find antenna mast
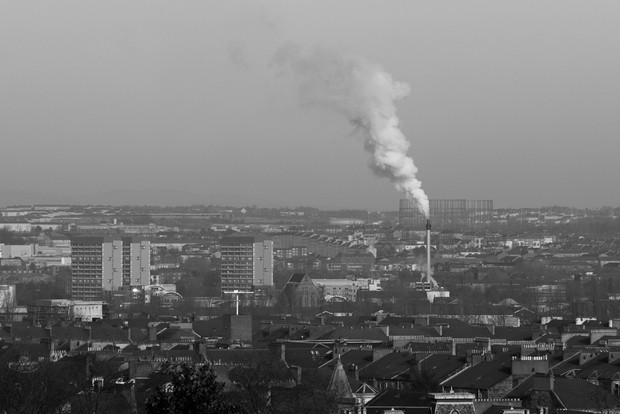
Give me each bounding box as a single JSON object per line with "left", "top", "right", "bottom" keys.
{"left": 222, "top": 290, "right": 253, "bottom": 315}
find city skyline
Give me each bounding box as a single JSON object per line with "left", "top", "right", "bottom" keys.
{"left": 2, "top": 3, "right": 620, "bottom": 413}
{"left": 0, "top": 189, "right": 617, "bottom": 213}
{"left": 1, "top": 2, "right": 619, "bottom": 211}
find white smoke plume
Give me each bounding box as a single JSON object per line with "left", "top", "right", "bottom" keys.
{"left": 274, "top": 44, "right": 429, "bottom": 217}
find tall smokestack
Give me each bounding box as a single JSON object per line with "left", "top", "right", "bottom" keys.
{"left": 426, "top": 219, "right": 432, "bottom": 283}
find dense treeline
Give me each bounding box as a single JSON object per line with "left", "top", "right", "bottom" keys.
{"left": 0, "top": 229, "right": 27, "bottom": 245}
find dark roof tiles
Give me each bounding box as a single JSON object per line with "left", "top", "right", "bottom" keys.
{"left": 441, "top": 360, "right": 511, "bottom": 390}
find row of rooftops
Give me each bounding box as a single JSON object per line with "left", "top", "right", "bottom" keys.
{"left": 3, "top": 312, "right": 619, "bottom": 347}
{"left": 5, "top": 311, "right": 620, "bottom": 413}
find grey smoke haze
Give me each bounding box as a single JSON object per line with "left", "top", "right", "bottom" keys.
{"left": 1, "top": 1, "right": 619, "bottom": 210}
{"left": 274, "top": 44, "right": 430, "bottom": 216}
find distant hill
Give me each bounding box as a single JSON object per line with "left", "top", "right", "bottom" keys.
{"left": 0, "top": 190, "right": 78, "bottom": 207}
{"left": 80, "top": 189, "right": 214, "bottom": 207}
{"left": 0, "top": 189, "right": 285, "bottom": 208}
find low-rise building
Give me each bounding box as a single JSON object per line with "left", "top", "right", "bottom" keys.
{"left": 28, "top": 299, "right": 103, "bottom": 323}
{"left": 0, "top": 244, "right": 34, "bottom": 259}
{"left": 0, "top": 222, "right": 32, "bottom": 233}
{"left": 313, "top": 278, "right": 361, "bottom": 302}
{"left": 0, "top": 284, "right": 16, "bottom": 310}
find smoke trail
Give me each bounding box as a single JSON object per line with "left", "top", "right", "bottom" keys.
{"left": 274, "top": 44, "right": 429, "bottom": 217}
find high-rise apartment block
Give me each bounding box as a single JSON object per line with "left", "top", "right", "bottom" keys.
{"left": 71, "top": 236, "right": 150, "bottom": 301}
{"left": 220, "top": 236, "right": 273, "bottom": 292}
{"left": 253, "top": 240, "right": 274, "bottom": 287}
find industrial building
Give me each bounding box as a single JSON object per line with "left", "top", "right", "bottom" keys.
{"left": 219, "top": 235, "right": 273, "bottom": 292}
{"left": 399, "top": 199, "right": 493, "bottom": 229}
{"left": 70, "top": 236, "right": 150, "bottom": 301}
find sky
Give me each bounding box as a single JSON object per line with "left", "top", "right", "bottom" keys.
{"left": 1, "top": 1, "right": 619, "bottom": 211}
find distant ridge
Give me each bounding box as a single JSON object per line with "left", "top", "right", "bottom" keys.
{"left": 0, "top": 189, "right": 381, "bottom": 210}
{"left": 0, "top": 189, "right": 292, "bottom": 209}
{"left": 81, "top": 189, "right": 215, "bottom": 207}
{"left": 0, "top": 190, "right": 78, "bottom": 207}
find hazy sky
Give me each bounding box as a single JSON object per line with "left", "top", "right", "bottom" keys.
{"left": 1, "top": 1, "right": 619, "bottom": 210}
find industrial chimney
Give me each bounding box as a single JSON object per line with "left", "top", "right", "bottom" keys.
{"left": 426, "top": 219, "right": 432, "bottom": 283}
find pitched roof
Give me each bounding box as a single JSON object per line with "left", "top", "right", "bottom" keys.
{"left": 0, "top": 324, "right": 48, "bottom": 341}
{"left": 551, "top": 351, "right": 581, "bottom": 376}
{"left": 364, "top": 389, "right": 432, "bottom": 414}
{"left": 0, "top": 341, "right": 50, "bottom": 360}
{"left": 420, "top": 355, "right": 467, "bottom": 382}
{"left": 318, "top": 327, "right": 388, "bottom": 343}
{"left": 506, "top": 375, "right": 619, "bottom": 411}
{"left": 355, "top": 382, "right": 378, "bottom": 394}
{"left": 192, "top": 317, "right": 226, "bottom": 338}
{"left": 288, "top": 326, "right": 334, "bottom": 341}
{"left": 554, "top": 377, "right": 620, "bottom": 410}
{"left": 284, "top": 347, "right": 330, "bottom": 368}
{"left": 492, "top": 326, "right": 534, "bottom": 341}
{"left": 46, "top": 323, "right": 130, "bottom": 343}
{"left": 442, "top": 324, "right": 492, "bottom": 339}
{"left": 377, "top": 316, "right": 415, "bottom": 326}
{"left": 544, "top": 319, "right": 573, "bottom": 333}
{"left": 156, "top": 326, "right": 199, "bottom": 342}
{"left": 322, "top": 349, "right": 374, "bottom": 370}
{"left": 570, "top": 352, "right": 620, "bottom": 381}
{"left": 404, "top": 341, "right": 452, "bottom": 354}
{"left": 565, "top": 335, "right": 590, "bottom": 347}
{"left": 390, "top": 326, "right": 438, "bottom": 337}
{"left": 204, "top": 349, "right": 273, "bottom": 365}
{"left": 359, "top": 352, "right": 417, "bottom": 380}
{"left": 288, "top": 273, "right": 306, "bottom": 283}
{"left": 441, "top": 360, "right": 511, "bottom": 390}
